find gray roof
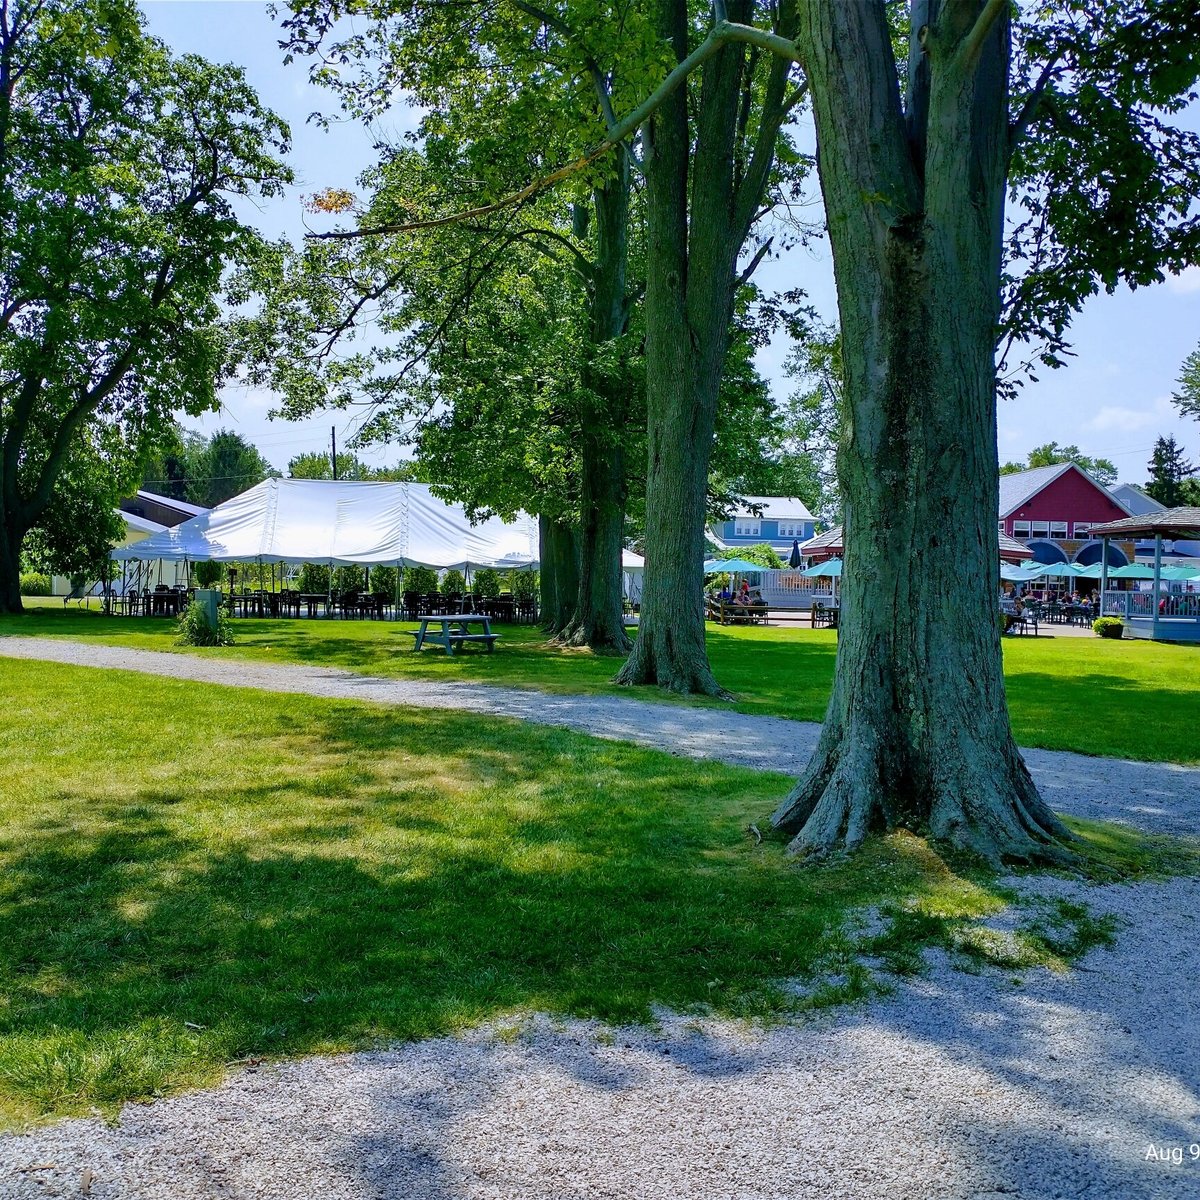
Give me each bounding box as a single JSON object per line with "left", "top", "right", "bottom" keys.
{"left": 1110, "top": 483, "right": 1166, "bottom": 516}
{"left": 729, "top": 495, "right": 816, "bottom": 521}
{"left": 998, "top": 461, "right": 1133, "bottom": 518}
{"left": 135, "top": 489, "right": 209, "bottom": 516}
{"left": 997, "top": 463, "right": 1074, "bottom": 516}
{"left": 802, "top": 525, "right": 1029, "bottom": 560}
{"left": 1091, "top": 508, "right": 1200, "bottom": 540}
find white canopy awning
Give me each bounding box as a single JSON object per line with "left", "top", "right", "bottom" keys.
{"left": 110, "top": 478, "right": 538, "bottom": 570}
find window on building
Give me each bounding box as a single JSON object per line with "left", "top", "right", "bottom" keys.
{"left": 734, "top": 519, "right": 760, "bottom": 537}
{"left": 1030, "top": 520, "right": 1050, "bottom": 540}
{"left": 1073, "top": 522, "right": 1091, "bottom": 539}
{"left": 998, "top": 520, "right": 1006, "bottom": 533}
{"left": 778, "top": 521, "right": 805, "bottom": 538}
{"left": 1049, "top": 521, "right": 1068, "bottom": 541}
{"left": 1012, "top": 520, "right": 1031, "bottom": 538}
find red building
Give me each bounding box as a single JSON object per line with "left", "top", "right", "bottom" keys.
{"left": 998, "top": 464, "right": 1134, "bottom": 566}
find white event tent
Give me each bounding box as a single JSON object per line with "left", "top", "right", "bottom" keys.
{"left": 110, "top": 478, "right": 538, "bottom": 571}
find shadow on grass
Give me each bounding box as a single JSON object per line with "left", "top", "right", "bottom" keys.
{"left": 0, "top": 694, "right": 1006, "bottom": 1125}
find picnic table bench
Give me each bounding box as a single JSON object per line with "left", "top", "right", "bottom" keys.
{"left": 405, "top": 614, "right": 501, "bottom": 655}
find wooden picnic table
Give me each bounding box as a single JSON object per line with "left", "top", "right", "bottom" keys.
{"left": 406, "top": 613, "right": 500, "bottom": 656}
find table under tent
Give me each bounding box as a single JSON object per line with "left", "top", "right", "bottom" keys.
{"left": 109, "top": 478, "right": 541, "bottom": 622}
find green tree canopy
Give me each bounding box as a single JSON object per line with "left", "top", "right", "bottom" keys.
{"left": 0, "top": 0, "right": 291, "bottom": 611}
{"left": 1145, "top": 435, "right": 1198, "bottom": 507}
{"left": 1000, "top": 443, "right": 1118, "bottom": 488}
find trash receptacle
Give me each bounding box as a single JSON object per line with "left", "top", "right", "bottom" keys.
{"left": 194, "top": 589, "right": 220, "bottom": 632}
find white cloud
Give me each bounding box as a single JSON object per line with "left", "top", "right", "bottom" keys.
{"left": 1086, "top": 396, "right": 1174, "bottom": 435}
{"left": 1166, "top": 265, "right": 1200, "bottom": 295}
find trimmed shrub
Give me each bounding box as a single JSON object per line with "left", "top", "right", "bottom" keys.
{"left": 441, "top": 568, "right": 466, "bottom": 595}
{"left": 18, "top": 571, "right": 52, "bottom": 596}
{"left": 1092, "top": 616, "right": 1125, "bottom": 639}
{"left": 370, "top": 565, "right": 397, "bottom": 598}
{"left": 474, "top": 568, "right": 501, "bottom": 598}
{"left": 193, "top": 560, "right": 224, "bottom": 588}
{"left": 511, "top": 570, "right": 538, "bottom": 602}
{"left": 403, "top": 565, "right": 439, "bottom": 594}
{"left": 296, "top": 563, "right": 330, "bottom": 595}
{"left": 332, "top": 564, "right": 365, "bottom": 598}
{"left": 176, "top": 599, "right": 234, "bottom": 647}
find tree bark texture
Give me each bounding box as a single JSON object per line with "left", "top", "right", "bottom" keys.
{"left": 539, "top": 514, "right": 580, "bottom": 636}
{"left": 0, "top": 519, "right": 23, "bottom": 613}
{"left": 560, "top": 149, "right": 633, "bottom": 653}
{"left": 771, "top": 0, "right": 1069, "bottom": 862}
{"left": 617, "top": 0, "right": 795, "bottom": 694}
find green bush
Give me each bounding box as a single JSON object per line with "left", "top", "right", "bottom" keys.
{"left": 369, "top": 564, "right": 397, "bottom": 598}
{"left": 511, "top": 569, "right": 538, "bottom": 602}
{"left": 331, "top": 564, "right": 365, "bottom": 598}
{"left": 474, "top": 568, "right": 501, "bottom": 598}
{"left": 1092, "top": 616, "right": 1125, "bottom": 639}
{"left": 175, "top": 599, "right": 234, "bottom": 647}
{"left": 441, "top": 568, "right": 466, "bottom": 595}
{"left": 193, "top": 560, "right": 224, "bottom": 588}
{"left": 18, "top": 571, "right": 52, "bottom": 596}
{"left": 723, "top": 543, "right": 785, "bottom": 570}
{"left": 402, "top": 565, "right": 439, "bottom": 594}
{"left": 296, "top": 563, "right": 330, "bottom": 595}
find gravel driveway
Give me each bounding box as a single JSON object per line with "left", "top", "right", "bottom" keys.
{"left": 1, "top": 635, "right": 1198, "bottom": 1199}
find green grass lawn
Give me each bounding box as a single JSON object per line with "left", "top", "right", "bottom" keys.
{"left": 3, "top": 659, "right": 1188, "bottom": 1127}
{"left": 5, "top": 603, "right": 1199, "bottom": 763}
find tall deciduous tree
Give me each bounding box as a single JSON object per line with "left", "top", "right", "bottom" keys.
{"left": 613, "top": 0, "right": 806, "bottom": 695}
{"left": 1000, "top": 442, "right": 1118, "bottom": 488}
{"left": 272, "top": 0, "right": 646, "bottom": 652}
{"left": 0, "top": 0, "right": 290, "bottom": 612}
{"left": 740, "top": 0, "right": 1200, "bottom": 859}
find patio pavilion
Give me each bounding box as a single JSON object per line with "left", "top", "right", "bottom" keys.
{"left": 1091, "top": 508, "right": 1200, "bottom": 643}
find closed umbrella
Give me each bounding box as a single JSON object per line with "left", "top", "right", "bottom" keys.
{"left": 788, "top": 539, "right": 802, "bottom": 569}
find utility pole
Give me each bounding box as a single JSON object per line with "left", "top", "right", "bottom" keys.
{"left": 331, "top": 426, "right": 338, "bottom": 480}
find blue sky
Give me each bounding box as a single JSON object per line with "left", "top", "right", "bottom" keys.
{"left": 142, "top": 1, "right": 1200, "bottom": 485}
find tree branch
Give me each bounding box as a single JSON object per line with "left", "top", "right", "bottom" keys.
{"left": 735, "top": 237, "right": 773, "bottom": 288}
{"left": 1008, "top": 53, "right": 1062, "bottom": 165}
{"left": 956, "top": 0, "right": 1007, "bottom": 70}
{"left": 310, "top": 18, "right": 801, "bottom": 244}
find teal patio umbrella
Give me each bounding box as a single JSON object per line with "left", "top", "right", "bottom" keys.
{"left": 709, "top": 557, "right": 764, "bottom": 574}
{"left": 801, "top": 558, "right": 842, "bottom": 577}
{"left": 1159, "top": 565, "right": 1200, "bottom": 581}
{"left": 1109, "top": 563, "right": 1157, "bottom": 580}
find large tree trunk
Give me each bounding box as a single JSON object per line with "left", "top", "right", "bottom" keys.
{"left": 615, "top": 0, "right": 756, "bottom": 695}
{"left": 559, "top": 153, "right": 632, "bottom": 654}
{"left": 772, "top": 0, "right": 1070, "bottom": 862}
{"left": 0, "top": 519, "right": 23, "bottom": 614}
{"left": 539, "top": 514, "right": 580, "bottom": 636}
{"left": 560, "top": 430, "right": 630, "bottom": 652}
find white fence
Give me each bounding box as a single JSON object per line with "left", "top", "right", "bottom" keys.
{"left": 754, "top": 569, "right": 834, "bottom": 610}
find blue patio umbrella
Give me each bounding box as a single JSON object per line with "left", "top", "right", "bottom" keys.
{"left": 788, "top": 539, "right": 803, "bottom": 569}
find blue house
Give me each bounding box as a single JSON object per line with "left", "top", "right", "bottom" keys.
{"left": 709, "top": 496, "right": 817, "bottom": 557}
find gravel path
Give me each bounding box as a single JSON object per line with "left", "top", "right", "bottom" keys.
{"left": 2, "top": 634, "right": 1199, "bottom": 1199}
{"left": 1, "top": 635, "right": 1197, "bottom": 836}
